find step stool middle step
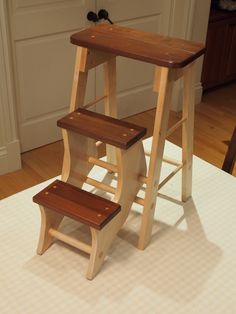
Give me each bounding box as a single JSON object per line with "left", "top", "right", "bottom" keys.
{"left": 57, "top": 108, "right": 146, "bottom": 149}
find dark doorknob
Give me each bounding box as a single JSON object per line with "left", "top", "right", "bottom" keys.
{"left": 98, "top": 9, "right": 113, "bottom": 24}
{"left": 87, "top": 11, "right": 99, "bottom": 23}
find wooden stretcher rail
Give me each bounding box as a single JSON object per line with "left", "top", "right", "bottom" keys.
{"left": 134, "top": 196, "right": 145, "bottom": 206}
{"left": 162, "top": 156, "right": 182, "bottom": 167}
{"left": 86, "top": 175, "right": 145, "bottom": 206}
{"left": 49, "top": 228, "right": 92, "bottom": 254}
{"left": 85, "top": 177, "right": 116, "bottom": 194}
{"left": 138, "top": 175, "right": 148, "bottom": 184}
{"left": 166, "top": 118, "right": 186, "bottom": 137}
{"left": 88, "top": 157, "right": 118, "bottom": 173}
{"left": 158, "top": 164, "right": 183, "bottom": 189}
{"left": 83, "top": 95, "right": 107, "bottom": 109}
{"left": 85, "top": 163, "right": 182, "bottom": 207}
{"left": 145, "top": 150, "right": 182, "bottom": 167}
{"left": 139, "top": 163, "right": 183, "bottom": 190}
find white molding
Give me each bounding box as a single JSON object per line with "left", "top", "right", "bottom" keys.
{"left": 168, "top": 0, "right": 196, "bottom": 39}
{"left": 0, "top": 0, "right": 21, "bottom": 174}
{"left": 0, "top": 141, "right": 21, "bottom": 175}
{"left": 170, "top": 81, "right": 203, "bottom": 112}
{"left": 190, "top": 0, "right": 211, "bottom": 110}
{"left": 168, "top": 0, "right": 210, "bottom": 112}
{"left": 0, "top": 147, "right": 8, "bottom": 174}
{"left": 185, "top": 0, "right": 196, "bottom": 40}
{"left": 194, "top": 81, "right": 203, "bottom": 105}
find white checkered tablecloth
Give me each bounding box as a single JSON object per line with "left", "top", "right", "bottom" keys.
{"left": 0, "top": 139, "right": 236, "bottom": 314}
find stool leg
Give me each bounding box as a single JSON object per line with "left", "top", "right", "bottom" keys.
{"left": 87, "top": 141, "right": 146, "bottom": 279}
{"left": 114, "top": 141, "right": 146, "bottom": 226}
{"left": 182, "top": 63, "right": 195, "bottom": 202}
{"left": 62, "top": 47, "right": 89, "bottom": 180}
{"left": 138, "top": 67, "right": 174, "bottom": 250}
{"left": 69, "top": 47, "right": 88, "bottom": 112}
{"left": 104, "top": 58, "right": 117, "bottom": 166}
{"left": 37, "top": 206, "right": 64, "bottom": 255}
{"left": 87, "top": 215, "right": 120, "bottom": 280}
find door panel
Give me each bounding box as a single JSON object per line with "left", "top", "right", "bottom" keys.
{"left": 8, "top": 0, "right": 173, "bottom": 151}
{"left": 16, "top": 33, "right": 75, "bottom": 120}
{"left": 10, "top": 0, "right": 94, "bottom": 39}
{"left": 97, "top": 0, "right": 171, "bottom": 27}
{"left": 8, "top": 0, "right": 95, "bottom": 152}
{"left": 95, "top": 0, "right": 172, "bottom": 118}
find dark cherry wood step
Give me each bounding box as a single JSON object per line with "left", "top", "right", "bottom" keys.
{"left": 33, "top": 180, "right": 121, "bottom": 230}
{"left": 57, "top": 108, "right": 146, "bottom": 149}
{"left": 71, "top": 24, "right": 205, "bottom": 68}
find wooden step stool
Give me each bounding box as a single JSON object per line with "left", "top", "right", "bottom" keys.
{"left": 69, "top": 24, "right": 205, "bottom": 250}
{"left": 33, "top": 109, "right": 146, "bottom": 279}
{"left": 33, "top": 180, "right": 121, "bottom": 279}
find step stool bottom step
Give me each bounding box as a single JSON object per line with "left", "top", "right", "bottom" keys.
{"left": 33, "top": 180, "right": 121, "bottom": 280}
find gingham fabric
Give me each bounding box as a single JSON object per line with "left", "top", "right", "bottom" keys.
{"left": 1, "top": 139, "right": 236, "bottom": 314}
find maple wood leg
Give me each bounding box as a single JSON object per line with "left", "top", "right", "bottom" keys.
{"left": 87, "top": 216, "right": 119, "bottom": 280}
{"left": 69, "top": 47, "right": 88, "bottom": 112}
{"left": 138, "top": 67, "right": 174, "bottom": 250}
{"left": 104, "top": 58, "right": 117, "bottom": 166}
{"left": 37, "top": 206, "right": 64, "bottom": 255}
{"left": 182, "top": 63, "right": 195, "bottom": 202}
{"left": 87, "top": 141, "right": 146, "bottom": 279}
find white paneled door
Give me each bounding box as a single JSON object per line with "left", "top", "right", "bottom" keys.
{"left": 8, "top": 0, "right": 95, "bottom": 152}
{"left": 8, "top": 0, "right": 172, "bottom": 152}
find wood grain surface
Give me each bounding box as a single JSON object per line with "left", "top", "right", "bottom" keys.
{"left": 33, "top": 179, "right": 121, "bottom": 230}
{"left": 71, "top": 24, "right": 205, "bottom": 68}
{"left": 57, "top": 108, "right": 146, "bottom": 149}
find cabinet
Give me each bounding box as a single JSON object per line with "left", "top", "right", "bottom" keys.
{"left": 202, "top": 8, "right": 236, "bottom": 90}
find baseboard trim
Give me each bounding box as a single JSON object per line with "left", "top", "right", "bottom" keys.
{"left": 0, "top": 140, "right": 21, "bottom": 175}
{"left": 171, "top": 81, "right": 203, "bottom": 112}
{"left": 194, "top": 82, "right": 203, "bottom": 106}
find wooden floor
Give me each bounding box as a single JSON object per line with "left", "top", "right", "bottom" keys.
{"left": 0, "top": 82, "right": 235, "bottom": 199}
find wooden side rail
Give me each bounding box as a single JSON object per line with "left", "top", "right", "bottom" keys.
{"left": 88, "top": 156, "right": 118, "bottom": 173}
{"left": 49, "top": 228, "right": 92, "bottom": 254}
{"left": 166, "top": 118, "right": 187, "bottom": 137}
{"left": 33, "top": 179, "right": 120, "bottom": 230}
{"left": 57, "top": 108, "right": 146, "bottom": 150}
{"left": 83, "top": 95, "right": 107, "bottom": 109}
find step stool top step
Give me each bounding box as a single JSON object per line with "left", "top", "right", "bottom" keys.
{"left": 57, "top": 108, "right": 146, "bottom": 149}
{"left": 33, "top": 180, "right": 121, "bottom": 230}
{"left": 71, "top": 24, "right": 205, "bottom": 68}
